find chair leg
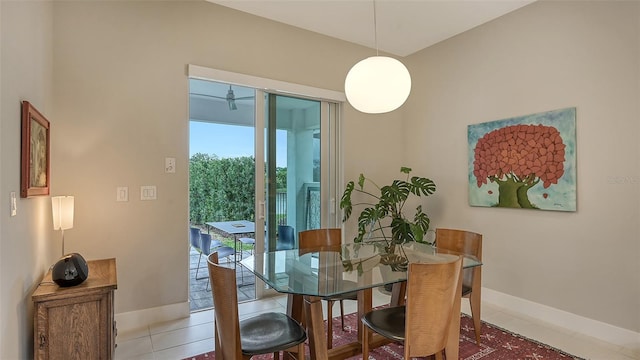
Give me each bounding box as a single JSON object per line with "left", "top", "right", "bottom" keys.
{"left": 214, "top": 320, "right": 221, "bottom": 353}
{"left": 195, "top": 253, "right": 208, "bottom": 280}
{"left": 435, "top": 350, "right": 444, "bottom": 360}
{"left": 240, "top": 256, "right": 244, "bottom": 283}
{"left": 297, "top": 342, "right": 305, "bottom": 360}
{"left": 469, "top": 294, "right": 481, "bottom": 345}
{"left": 326, "top": 299, "right": 334, "bottom": 349}
{"left": 362, "top": 324, "right": 370, "bottom": 360}
{"left": 339, "top": 300, "right": 346, "bottom": 330}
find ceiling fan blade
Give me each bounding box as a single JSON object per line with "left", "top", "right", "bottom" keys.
{"left": 190, "top": 86, "right": 252, "bottom": 111}
{"left": 190, "top": 92, "right": 227, "bottom": 100}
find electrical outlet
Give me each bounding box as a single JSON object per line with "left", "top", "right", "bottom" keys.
{"left": 141, "top": 186, "right": 157, "bottom": 200}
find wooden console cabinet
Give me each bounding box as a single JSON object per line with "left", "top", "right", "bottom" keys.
{"left": 32, "top": 258, "right": 117, "bottom": 360}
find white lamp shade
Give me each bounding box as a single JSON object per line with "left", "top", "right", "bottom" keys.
{"left": 344, "top": 56, "right": 412, "bottom": 114}
{"left": 52, "top": 196, "right": 74, "bottom": 230}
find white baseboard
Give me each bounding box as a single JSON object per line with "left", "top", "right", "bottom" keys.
{"left": 115, "top": 301, "right": 190, "bottom": 334}
{"left": 483, "top": 288, "right": 640, "bottom": 358}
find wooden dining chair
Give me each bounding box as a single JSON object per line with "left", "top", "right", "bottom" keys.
{"left": 298, "top": 228, "right": 358, "bottom": 349}
{"left": 435, "top": 228, "right": 483, "bottom": 345}
{"left": 361, "top": 256, "right": 463, "bottom": 360}
{"left": 207, "top": 252, "right": 307, "bottom": 359}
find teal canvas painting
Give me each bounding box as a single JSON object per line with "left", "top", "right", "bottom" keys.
{"left": 468, "top": 108, "right": 577, "bottom": 212}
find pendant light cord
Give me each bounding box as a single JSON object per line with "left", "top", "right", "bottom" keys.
{"left": 373, "top": 0, "right": 379, "bottom": 56}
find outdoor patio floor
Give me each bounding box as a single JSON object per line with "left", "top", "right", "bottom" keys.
{"left": 189, "top": 246, "right": 256, "bottom": 312}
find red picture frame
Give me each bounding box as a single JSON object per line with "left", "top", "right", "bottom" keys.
{"left": 21, "top": 101, "right": 50, "bottom": 198}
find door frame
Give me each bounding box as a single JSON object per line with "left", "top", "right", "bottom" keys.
{"left": 188, "top": 64, "right": 345, "bottom": 299}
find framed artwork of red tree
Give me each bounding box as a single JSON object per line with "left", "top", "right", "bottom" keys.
{"left": 468, "top": 108, "right": 576, "bottom": 211}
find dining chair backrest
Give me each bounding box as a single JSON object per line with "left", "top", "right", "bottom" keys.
{"left": 297, "top": 227, "right": 354, "bottom": 349}
{"left": 200, "top": 233, "right": 213, "bottom": 256}
{"left": 298, "top": 228, "right": 342, "bottom": 253}
{"left": 404, "top": 256, "right": 463, "bottom": 358}
{"left": 277, "top": 225, "right": 296, "bottom": 250}
{"left": 190, "top": 227, "right": 201, "bottom": 249}
{"left": 207, "top": 252, "right": 244, "bottom": 359}
{"left": 434, "top": 228, "right": 482, "bottom": 289}
{"left": 435, "top": 228, "right": 483, "bottom": 345}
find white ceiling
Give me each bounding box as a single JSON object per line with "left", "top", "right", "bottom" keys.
{"left": 193, "top": 1, "right": 536, "bottom": 119}
{"left": 208, "top": 0, "right": 536, "bottom": 57}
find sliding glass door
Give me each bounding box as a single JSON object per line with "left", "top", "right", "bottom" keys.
{"left": 188, "top": 65, "right": 343, "bottom": 300}
{"left": 256, "top": 91, "right": 340, "bottom": 297}
{"left": 264, "top": 94, "right": 325, "bottom": 252}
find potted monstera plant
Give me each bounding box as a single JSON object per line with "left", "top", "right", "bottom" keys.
{"left": 340, "top": 167, "right": 436, "bottom": 271}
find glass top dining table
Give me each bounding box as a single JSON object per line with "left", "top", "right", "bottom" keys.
{"left": 240, "top": 241, "right": 482, "bottom": 360}
{"left": 240, "top": 241, "right": 480, "bottom": 297}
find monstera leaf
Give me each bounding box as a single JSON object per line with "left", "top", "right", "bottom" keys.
{"left": 340, "top": 167, "right": 436, "bottom": 245}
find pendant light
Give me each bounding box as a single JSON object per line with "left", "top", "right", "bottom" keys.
{"left": 345, "top": 1, "right": 411, "bottom": 114}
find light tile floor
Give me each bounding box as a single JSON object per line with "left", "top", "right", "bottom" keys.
{"left": 115, "top": 289, "right": 637, "bottom": 360}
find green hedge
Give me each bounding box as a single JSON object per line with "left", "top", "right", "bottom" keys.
{"left": 189, "top": 153, "right": 287, "bottom": 225}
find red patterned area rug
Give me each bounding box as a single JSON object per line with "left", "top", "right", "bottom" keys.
{"left": 184, "top": 312, "right": 585, "bottom": 359}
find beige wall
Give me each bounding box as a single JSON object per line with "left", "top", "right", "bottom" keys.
{"left": 49, "top": 0, "right": 402, "bottom": 313}
{"left": 403, "top": 0, "right": 639, "bottom": 332}
{"left": 1, "top": 1, "right": 55, "bottom": 358}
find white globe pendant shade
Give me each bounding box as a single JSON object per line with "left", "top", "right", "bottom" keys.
{"left": 344, "top": 56, "right": 411, "bottom": 114}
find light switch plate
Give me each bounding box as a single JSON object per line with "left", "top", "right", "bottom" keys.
{"left": 165, "top": 157, "right": 176, "bottom": 173}
{"left": 10, "top": 192, "right": 16, "bottom": 216}
{"left": 117, "top": 187, "right": 128, "bottom": 202}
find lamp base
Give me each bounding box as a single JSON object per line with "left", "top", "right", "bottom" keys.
{"left": 52, "top": 253, "right": 89, "bottom": 287}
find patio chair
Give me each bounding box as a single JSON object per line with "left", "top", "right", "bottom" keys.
{"left": 238, "top": 237, "right": 256, "bottom": 258}
{"left": 276, "top": 225, "right": 296, "bottom": 250}
{"left": 190, "top": 227, "right": 208, "bottom": 280}
{"left": 191, "top": 228, "right": 216, "bottom": 280}
{"left": 190, "top": 227, "right": 234, "bottom": 280}
{"left": 199, "top": 233, "right": 235, "bottom": 290}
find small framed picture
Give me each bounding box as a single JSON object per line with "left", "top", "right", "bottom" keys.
{"left": 21, "top": 101, "right": 50, "bottom": 198}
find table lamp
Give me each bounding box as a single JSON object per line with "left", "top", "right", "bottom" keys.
{"left": 51, "top": 195, "right": 74, "bottom": 256}
{"left": 51, "top": 195, "right": 88, "bottom": 287}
